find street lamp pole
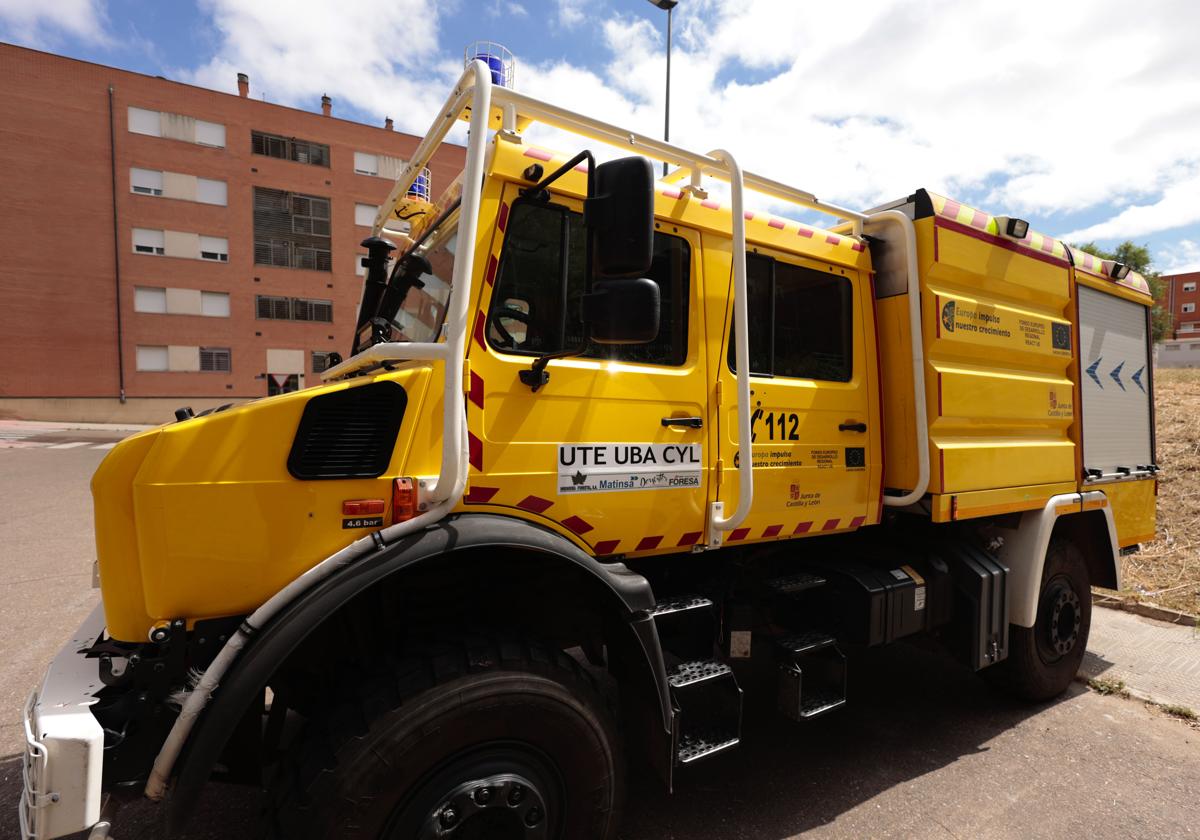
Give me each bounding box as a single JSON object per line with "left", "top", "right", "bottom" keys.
{"left": 647, "top": 0, "right": 678, "bottom": 176}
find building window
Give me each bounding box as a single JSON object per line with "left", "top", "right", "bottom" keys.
{"left": 1164, "top": 344, "right": 1180, "bottom": 352}
{"left": 1183, "top": 303, "right": 1196, "bottom": 314}
{"left": 252, "top": 131, "right": 330, "bottom": 167}
{"left": 253, "top": 187, "right": 332, "bottom": 271}
{"left": 197, "top": 178, "right": 228, "bottom": 206}
{"left": 312, "top": 350, "right": 338, "bottom": 373}
{"left": 199, "top": 347, "right": 232, "bottom": 372}
{"left": 1184, "top": 282, "right": 1196, "bottom": 292}
{"left": 201, "top": 291, "right": 230, "bottom": 317}
{"left": 729, "top": 253, "right": 854, "bottom": 382}
{"left": 354, "top": 151, "right": 379, "bottom": 176}
{"left": 136, "top": 345, "right": 168, "bottom": 371}
{"left": 127, "top": 107, "right": 225, "bottom": 147}
{"left": 134, "top": 287, "right": 167, "bottom": 313}
{"left": 1182, "top": 323, "right": 1197, "bottom": 332}
{"left": 133, "top": 228, "right": 165, "bottom": 255}
{"left": 199, "top": 235, "right": 229, "bottom": 262}
{"left": 130, "top": 167, "right": 164, "bottom": 195}
{"left": 355, "top": 203, "right": 379, "bottom": 227}
{"left": 255, "top": 295, "right": 333, "bottom": 322}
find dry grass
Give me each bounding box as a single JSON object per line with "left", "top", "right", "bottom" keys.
{"left": 1119, "top": 368, "right": 1200, "bottom": 615}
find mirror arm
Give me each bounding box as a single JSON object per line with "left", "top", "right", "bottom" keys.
{"left": 519, "top": 347, "right": 583, "bottom": 393}
{"left": 522, "top": 149, "right": 595, "bottom": 201}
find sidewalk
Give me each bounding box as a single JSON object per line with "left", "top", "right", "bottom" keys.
{"left": 0, "top": 418, "right": 152, "bottom": 434}
{"left": 1082, "top": 604, "right": 1200, "bottom": 711}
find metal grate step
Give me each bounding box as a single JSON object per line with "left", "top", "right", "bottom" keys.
{"left": 766, "top": 572, "right": 827, "bottom": 595}
{"left": 676, "top": 729, "right": 740, "bottom": 765}
{"left": 649, "top": 595, "right": 714, "bottom": 617}
{"left": 667, "top": 659, "right": 733, "bottom": 688}
{"left": 799, "top": 688, "right": 846, "bottom": 719}
{"left": 777, "top": 630, "right": 837, "bottom": 656}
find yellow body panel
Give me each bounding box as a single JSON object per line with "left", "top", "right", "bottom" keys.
{"left": 1101, "top": 479, "right": 1157, "bottom": 546}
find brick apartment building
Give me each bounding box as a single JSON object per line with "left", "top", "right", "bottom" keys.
{"left": 0, "top": 44, "right": 464, "bottom": 422}
{"left": 1158, "top": 270, "right": 1200, "bottom": 367}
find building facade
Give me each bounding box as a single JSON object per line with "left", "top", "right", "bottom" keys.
{"left": 0, "top": 44, "right": 464, "bottom": 422}
{"left": 1158, "top": 270, "right": 1200, "bottom": 367}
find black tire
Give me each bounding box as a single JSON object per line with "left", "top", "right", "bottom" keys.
{"left": 267, "top": 636, "right": 623, "bottom": 840}
{"left": 985, "top": 538, "right": 1091, "bottom": 701}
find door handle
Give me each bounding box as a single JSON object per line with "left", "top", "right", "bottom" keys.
{"left": 839, "top": 421, "right": 867, "bottom": 433}
{"left": 662, "top": 416, "right": 703, "bottom": 429}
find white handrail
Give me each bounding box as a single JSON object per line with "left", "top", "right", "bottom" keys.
{"left": 870, "top": 210, "right": 930, "bottom": 507}
{"left": 707, "top": 149, "right": 753, "bottom": 537}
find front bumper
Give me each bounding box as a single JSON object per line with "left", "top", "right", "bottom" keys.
{"left": 20, "top": 605, "right": 107, "bottom": 840}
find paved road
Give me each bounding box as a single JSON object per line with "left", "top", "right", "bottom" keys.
{"left": 2, "top": 433, "right": 1197, "bottom": 839}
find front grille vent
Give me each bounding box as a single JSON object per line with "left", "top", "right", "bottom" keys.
{"left": 287, "top": 382, "right": 407, "bottom": 480}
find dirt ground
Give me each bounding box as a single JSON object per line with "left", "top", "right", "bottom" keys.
{"left": 1120, "top": 368, "right": 1200, "bottom": 615}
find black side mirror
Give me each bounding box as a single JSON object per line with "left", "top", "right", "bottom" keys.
{"left": 586, "top": 156, "right": 654, "bottom": 278}
{"left": 583, "top": 277, "right": 660, "bottom": 344}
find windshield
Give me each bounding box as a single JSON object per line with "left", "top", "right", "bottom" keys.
{"left": 390, "top": 224, "right": 457, "bottom": 343}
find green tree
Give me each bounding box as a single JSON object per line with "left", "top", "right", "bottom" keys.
{"left": 1073, "top": 240, "right": 1173, "bottom": 343}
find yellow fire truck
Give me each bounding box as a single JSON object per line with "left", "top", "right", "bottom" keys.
{"left": 23, "top": 58, "right": 1158, "bottom": 840}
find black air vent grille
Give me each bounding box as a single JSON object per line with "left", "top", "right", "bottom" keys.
{"left": 287, "top": 382, "right": 408, "bottom": 480}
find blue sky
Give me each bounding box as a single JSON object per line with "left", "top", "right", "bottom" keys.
{"left": 3, "top": 0, "right": 1199, "bottom": 275}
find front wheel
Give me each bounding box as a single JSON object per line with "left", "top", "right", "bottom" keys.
{"left": 985, "top": 538, "right": 1092, "bottom": 701}
{"left": 269, "top": 637, "right": 623, "bottom": 840}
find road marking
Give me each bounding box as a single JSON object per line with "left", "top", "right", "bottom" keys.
{"left": 92, "top": 443, "right": 117, "bottom": 450}
{"left": 48, "top": 441, "right": 89, "bottom": 449}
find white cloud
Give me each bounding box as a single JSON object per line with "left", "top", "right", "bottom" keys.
{"left": 0, "top": 0, "right": 110, "bottom": 46}
{"left": 1059, "top": 168, "right": 1200, "bottom": 242}
{"left": 556, "top": 0, "right": 586, "bottom": 29}
{"left": 183, "top": 0, "right": 459, "bottom": 134}
{"left": 508, "top": 2, "right": 529, "bottom": 17}
{"left": 519, "top": 0, "right": 1200, "bottom": 231}
{"left": 1158, "top": 239, "right": 1200, "bottom": 276}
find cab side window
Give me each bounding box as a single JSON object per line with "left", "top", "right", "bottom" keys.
{"left": 488, "top": 200, "right": 690, "bottom": 366}
{"left": 729, "top": 253, "right": 853, "bottom": 382}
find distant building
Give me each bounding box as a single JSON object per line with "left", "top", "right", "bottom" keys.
{"left": 0, "top": 44, "right": 464, "bottom": 422}
{"left": 1158, "top": 270, "right": 1200, "bottom": 367}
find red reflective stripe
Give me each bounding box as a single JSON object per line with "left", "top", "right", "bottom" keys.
{"left": 825, "top": 235, "right": 840, "bottom": 246}
{"left": 562, "top": 515, "right": 594, "bottom": 535}
{"left": 701, "top": 199, "right": 721, "bottom": 210}
{"left": 942, "top": 198, "right": 961, "bottom": 220}
{"left": 763, "top": 524, "right": 783, "bottom": 538}
{"left": 744, "top": 211, "right": 755, "bottom": 220}
{"left": 849, "top": 515, "right": 865, "bottom": 529}
{"left": 793, "top": 521, "right": 813, "bottom": 534}
{"left": 468, "top": 431, "right": 483, "bottom": 471}
{"left": 497, "top": 202, "right": 509, "bottom": 232}
{"left": 677, "top": 531, "right": 702, "bottom": 547}
{"left": 970, "top": 209, "right": 989, "bottom": 229}
{"left": 464, "top": 485, "right": 499, "bottom": 504}
{"left": 728, "top": 527, "right": 751, "bottom": 541}
{"left": 935, "top": 218, "right": 1068, "bottom": 267}
{"left": 516, "top": 495, "right": 553, "bottom": 514}
{"left": 473, "top": 311, "right": 486, "bottom": 348}
{"left": 594, "top": 539, "right": 621, "bottom": 555}
{"left": 662, "top": 187, "right": 682, "bottom": 199}
{"left": 768, "top": 218, "right": 785, "bottom": 230}
{"left": 821, "top": 518, "right": 840, "bottom": 531}
{"left": 851, "top": 242, "right": 865, "bottom": 252}
{"left": 574, "top": 163, "right": 589, "bottom": 172}
{"left": 797, "top": 226, "right": 814, "bottom": 238}
{"left": 469, "top": 370, "right": 484, "bottom": 410}
{"left": 523, "top": 147, "right": 553, "bottom": 161}
{"left": 636, "top": 535, "right": 664, "bottom": 551}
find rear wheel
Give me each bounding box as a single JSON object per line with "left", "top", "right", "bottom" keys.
{"left": 269, "top": 637, "right": 623, "bottom": 840}
{"left": 985, "top": 538, "right": 1091, "bottom": 701}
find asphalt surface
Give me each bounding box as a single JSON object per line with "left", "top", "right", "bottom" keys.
{"left": 2, "top": 432, "right": 1198, "bottom": 839}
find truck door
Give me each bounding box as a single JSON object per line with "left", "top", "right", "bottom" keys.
{"left": 712, "top": 244, "right": 881, "bottom": 543}
{"left": 465, "top": 185, "right": 710, "bottom": 556}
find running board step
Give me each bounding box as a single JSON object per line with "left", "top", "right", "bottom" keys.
{"left": 766, "top": 572, "right": 828, "bottom": 595}
{"left": 776, "top": 632, "right": 846, "bottom": 722}
{"left": 667, "top": 659, "right": 743, "bottom": 767}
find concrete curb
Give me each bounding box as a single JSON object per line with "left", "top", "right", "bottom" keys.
{"left": 1093, "top": 594, "right": 1198, "bottom": 626}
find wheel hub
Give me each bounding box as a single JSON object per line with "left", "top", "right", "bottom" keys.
{"left": 1045, "top": 583, "right": 1082, "bottom": 658}
{"left": 420, "top": 773, "right": 548, "bottom": 840}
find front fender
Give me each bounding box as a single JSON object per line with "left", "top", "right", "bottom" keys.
{"left": 166, "top": 513, "right": 666, "bottom": 830}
